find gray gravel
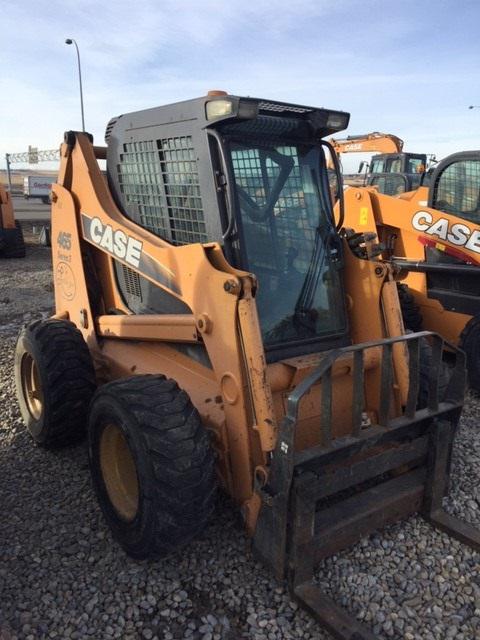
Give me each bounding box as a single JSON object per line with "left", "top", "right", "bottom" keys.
{"left": 0, "top": 240, "right": 479, "bottom": 639}
{"left": 0, "top": 230, "right": 53, "bottom": 335}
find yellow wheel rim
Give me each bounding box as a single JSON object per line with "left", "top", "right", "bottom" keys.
{"left": 99, "top": 423, "right": 139, "bottom": 522}
{"left": 21, "top": 353, "right": 43, "bottom": 421}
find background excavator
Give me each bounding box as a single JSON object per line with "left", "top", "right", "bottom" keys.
{"left": 328, "top": 131, "right": 429, "bottom": 193}
{"left": 0, "top": 184, "right": 26, "bottom": 258}
{"left": 340, "top": 149, "right": 480, "bottom": 390}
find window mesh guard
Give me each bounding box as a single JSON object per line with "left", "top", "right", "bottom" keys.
{"left": 117, "top": 137, "right": 207, "bottom": 245}
{"left": 433, "top": 159, "right": 480, "bottom": 223}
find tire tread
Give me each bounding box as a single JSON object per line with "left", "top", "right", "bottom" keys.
{"left": 16, "top": 319, "right": 96, "bottom": 447}
{"left": 397, "top": 283, "right": 423, "bottom": 332}
{"left": 2, "top": 222, "right": 26, "bottom": 258}
{"left": 90, "top": 374, "right": 216, "bottom": 558}
{"left": 459, "top": 315, "right": 480, "bottom": 390}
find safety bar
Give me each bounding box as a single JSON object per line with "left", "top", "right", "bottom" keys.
{"left": 284, "top": 331, "right": 464, "bottom": 448}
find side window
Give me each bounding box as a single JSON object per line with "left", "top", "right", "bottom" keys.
{"left": 117, "top": 137, "right": 207, "bottom": 245}
{"left": 114, "top": 137, "right": 206, "bottom": 314}
{"left": 371, "top": 158, "right": 384, "bottom": 173}
{"left": 407, "top": 158, "right": 424, "bottom": 174}
{"left": 386, "top": 158, "right": 402, "bottom": 173}
{"left": 432, "top": 159, "right": 480, "bottom": 223}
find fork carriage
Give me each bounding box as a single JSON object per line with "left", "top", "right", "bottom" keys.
{"left": 254, "top": 333, "right": 479, "bottom": 639}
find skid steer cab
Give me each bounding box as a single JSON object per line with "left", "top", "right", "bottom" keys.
{"left": 15, "top": 92, "right": 480, "bottom": 639}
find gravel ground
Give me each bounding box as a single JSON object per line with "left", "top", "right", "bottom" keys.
{"left": 0, "top": 226, "right": 53, "bottom": 333}
{"left": 0, "top": 236, "right": 479, "bottom": 640}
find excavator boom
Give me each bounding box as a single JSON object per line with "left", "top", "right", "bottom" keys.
{"left": 330, "top": 131, "right": 404, "bottom": 156}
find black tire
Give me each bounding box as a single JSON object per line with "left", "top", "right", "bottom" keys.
{"left": 15, "top": 319, "right": 96, "bottom": 447}
{"left": 397, "top": 283, "right": 423, "bottom": 332}
{"left": 88, "top": 375, "right": 216, "bottom": 559}
{"left": 417, "top": 338, "right": 451, "bottom": 408}
{"left": 418, "top": 339, "right": 459, "bottom": 495}
{"left": 3, "top": 222, "right": 26, "bottom": 258}
{"left": 459, "top": 315, "right": 480, "bottom": 391}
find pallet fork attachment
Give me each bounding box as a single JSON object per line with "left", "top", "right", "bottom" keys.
{"left": 254, "top": 332, "right": 479, "bottom": 640}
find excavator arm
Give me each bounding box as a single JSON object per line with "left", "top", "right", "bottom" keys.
{"left": 330, "top": 131, "right": 404, "bottom": 155}
{"left": 327, "top": 132, "right": 404, "bottom": 169}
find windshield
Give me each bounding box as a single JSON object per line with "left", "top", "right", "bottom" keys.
{"left": 225, "top": 129, "right": 347, "bottom": 351}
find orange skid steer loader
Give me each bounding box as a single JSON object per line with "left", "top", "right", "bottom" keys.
{"left": 15, "top": 93, "right": 480, "bottom": 639}
{"left": 340, "top": 150, "right": 480, "bottom": 390}
{"left": 0, "top": 184, "right": 25, "bottom": 258}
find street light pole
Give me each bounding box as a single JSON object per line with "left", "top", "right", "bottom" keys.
{"left": 65, "top": 38, "right": 85, "bottom": 131}
{"left": 5, "top": 154, "right": 12, "bottom": 193}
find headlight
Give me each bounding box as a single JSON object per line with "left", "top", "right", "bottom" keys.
{"left": 206, "top": 99, "right": 234, "bottom": 120}
{"left": 327, "top": 112, "right": 349, "bottom": 130}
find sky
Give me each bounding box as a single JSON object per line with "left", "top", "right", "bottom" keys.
{"left": 1, "top": 0, "right": 479, "bottom": 173}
